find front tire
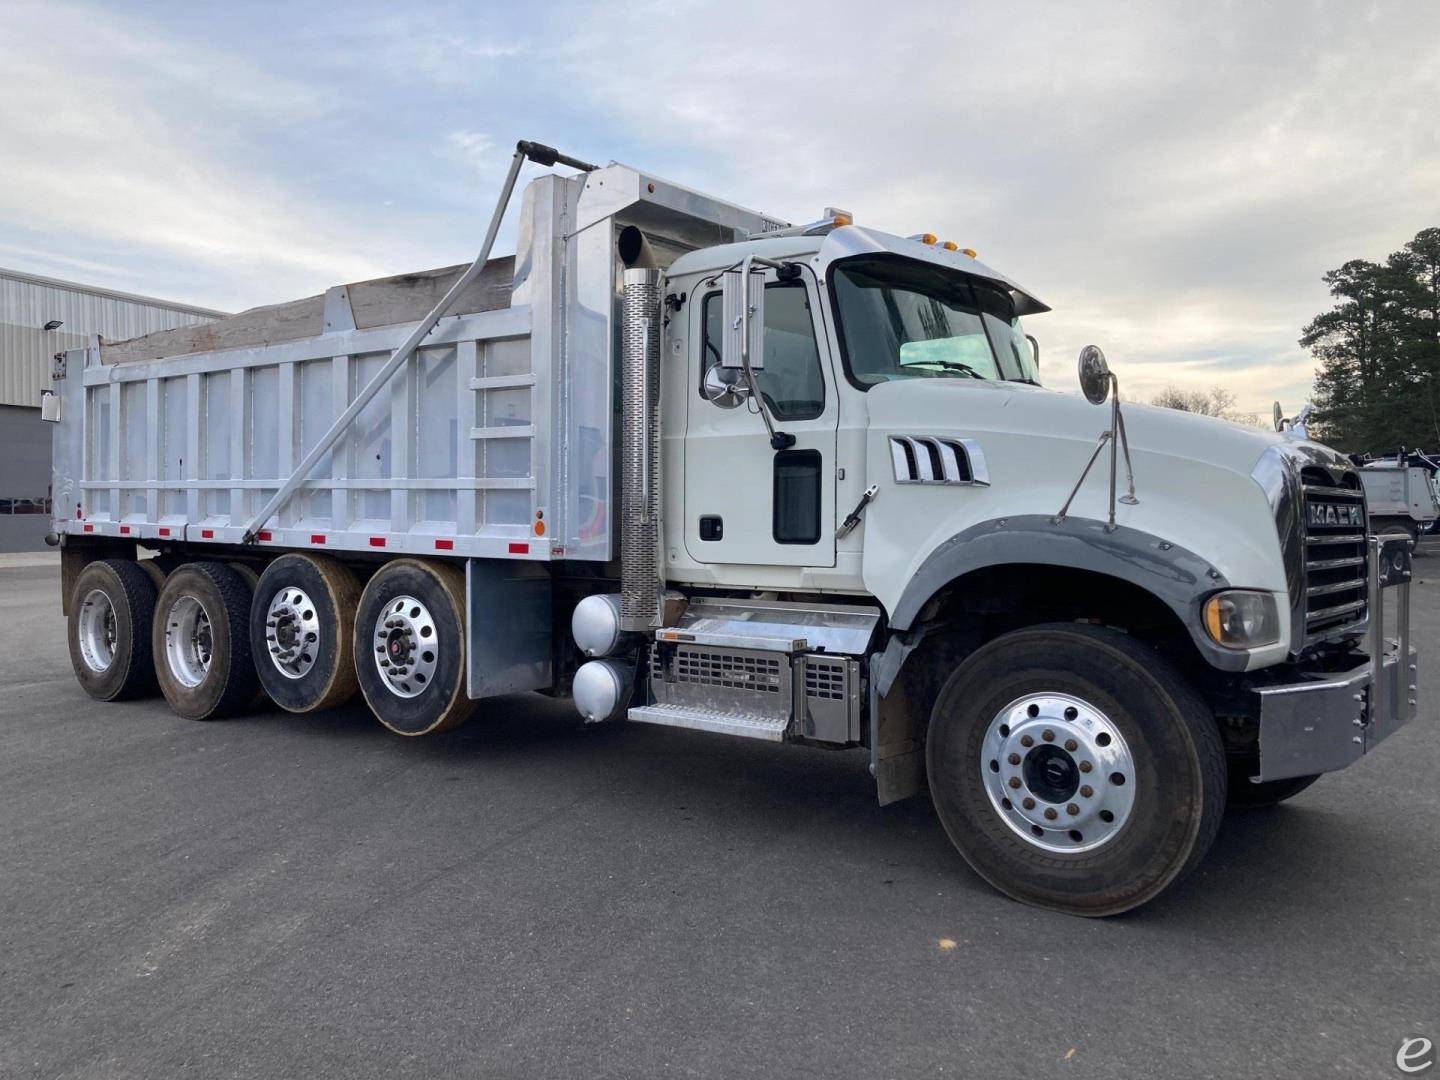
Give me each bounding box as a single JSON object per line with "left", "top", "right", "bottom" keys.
{"left": 353, "top": 559, "right": 475, "bottom": 736}
{"left": 67, "top": 559, "right": 158, "bottom": 701}
{"left": 926, "top": 623, "right": 1226, "bottom": 917}
{"left": 153, "top": 562, "right": 259, "bottom": 720}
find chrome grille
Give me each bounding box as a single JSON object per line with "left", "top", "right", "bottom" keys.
{"left": 1300, "top": 466, "right": 1368, "bottom": 640}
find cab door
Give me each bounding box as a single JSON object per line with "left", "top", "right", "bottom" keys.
{"left": 683, "top": 272, "right": 840, "bottom": 567}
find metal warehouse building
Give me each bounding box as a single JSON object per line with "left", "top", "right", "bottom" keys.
{"left": 0, "top": 268, "right": 225, "bottom": 551}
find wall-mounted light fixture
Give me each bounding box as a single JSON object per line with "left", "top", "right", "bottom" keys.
{"left": 42, "top": 319, "right": 63, "bottom": 331}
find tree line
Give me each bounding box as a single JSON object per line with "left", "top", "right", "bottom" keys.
{"left": 1301, "top": 228, "right": 1440, "bottom": 453}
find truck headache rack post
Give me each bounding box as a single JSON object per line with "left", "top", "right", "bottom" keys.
{"left": 242, "top": 141, "right": 595, "bottom": 543}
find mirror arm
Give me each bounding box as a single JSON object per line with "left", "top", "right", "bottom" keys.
{"left": 737, "top": 254, "right": 794, "bottom": 450}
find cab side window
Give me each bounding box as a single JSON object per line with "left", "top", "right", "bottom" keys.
{"left": 700, "top": 283, "right": 825, "bottom": 421}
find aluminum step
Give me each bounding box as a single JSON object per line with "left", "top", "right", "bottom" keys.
{"left": 654, "top": 597, "right": 881, "bottom": 655}
{"left": 627, "top": 704, "right": 788, "bottom": 741}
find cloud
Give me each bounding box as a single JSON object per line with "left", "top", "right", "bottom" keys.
{"left": 1, "top": 0, "right": 1435, "bottom": 418}
{"left": 543, "top": 0, "right": 1440, "bottom": 412}
{"left": 0, "top": 1, "right": 423, "bottom": 308}
{"left": 446, "top": 131, "right": 499, "bottom": 176}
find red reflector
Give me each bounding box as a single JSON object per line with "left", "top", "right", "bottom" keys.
{"left": 369, "top": 537, "right": 386, "bottom": 548}
{"left": 83, "top": 523, "right": 94, "bottom": 532}
{"left": 257, "top": 531, "right": 272, "bottom": 541}
{"left": 507, "top": 542, "right": 530, "bottom": 555}
{"left": 434, "top": 539, "right": 454, "bottom": 551}
{"left": 201, "top": 529, "right": 214, "bottom": 539}
{"left": 310, "top": 534, "right": 326, "bottom": 545}
{"left": 118, "top": 525, "right": 131, "bottom": 534}
{"left": 158, "top": 527, "right": 171, "bottom": 537}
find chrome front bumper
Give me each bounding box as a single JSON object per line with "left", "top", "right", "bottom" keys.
{"left": 1254, "top": 644, "right": 1420, "bottom": 781}
{"left": 1253, "top": 536, "right": 1420, "bottom": 782}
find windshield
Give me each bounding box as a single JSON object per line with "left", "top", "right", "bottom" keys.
{"left": 830, "top": 254, "right": 1038, "bottom": 387}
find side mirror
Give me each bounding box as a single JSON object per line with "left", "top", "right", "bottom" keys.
{"left": 721, "top": 264, "right": 764, "bottom": 370}
{"left": 702, "top": 364, "right": 751, "bottom": 409}
{"left": 1273, "top": 401, "right": 1285, "bottom": 432}
{"left": 1077, "top": 345, "right": 1111, "bottom": 405}
{"left": 1027, "top": 334, "right": 1040, "bottom": 370}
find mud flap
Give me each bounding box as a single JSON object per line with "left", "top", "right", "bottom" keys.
{"left": 870, "top": 645, "right": 927, "bottom": 806}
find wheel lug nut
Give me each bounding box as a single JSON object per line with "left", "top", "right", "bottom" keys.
{"left": 1079, "top": 761, "right": 1093, "bottom": 773}
{"left": 1080, "top": 785, "right": 1094, "bottom": 798}
{"left": 1043, "top": 807, "right": 1058, "bottom": 821}
{"left": 1067, "top": 803, "right": 1079, "bottom": 816}
{"left": 1007, "top": 777, "right": 1022, "bottom": 789}
{"left": 1007, "top": 753, "right": 1021, "bottom": 766}
{"left": 1022, "top": 797, "right": 1035, "bottom": 810}
{"left": 1064, "top": 739, "right": 1077, "bottom": 752}
{"left": 1042, "top": 729, "right": 1055, "bottom": 742}
{"left": 1020, "top": 735, "right": 1034, "bottom": 747}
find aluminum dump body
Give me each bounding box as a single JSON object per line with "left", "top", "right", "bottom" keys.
{"left": 1360, "top": 464, "right": 1440, "bottom": 527}
{"left": 50, "top": 167, "right": 783, "bottom": 562}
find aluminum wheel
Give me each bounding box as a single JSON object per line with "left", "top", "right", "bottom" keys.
{"left": 372, "top": 594, "right": 438, "bottom": 699}
{"left": 263, "top": 586, "right": 320, "bottom": 680}
{"left": 77, "top": 588, "right": 118, "bottom": 673}
{"left": 164, "top": 595, "right": 214, "bottom": 689}
{"left": 980, "top": 692, "right": 1136, "bottom": 854}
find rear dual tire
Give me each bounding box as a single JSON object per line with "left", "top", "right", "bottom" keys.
{"left": 250, "top": 554, "right": 360, "bottom": 714}
{"left": 152, "top": 562, "right": 259, "bottom": 721}
{"left": 67, "top": 559, "right": 159, "bottom": 702}
{"left": 353, "top": 558, "right": 475, "bottom": 736}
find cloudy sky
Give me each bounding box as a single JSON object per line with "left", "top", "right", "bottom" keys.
{"left": 3, "top": 0, "right": 1437, "bottom": 411}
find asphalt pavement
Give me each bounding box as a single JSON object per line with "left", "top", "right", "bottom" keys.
{"left": 1, "top": 551, "right": 1437, "bottom": 1079}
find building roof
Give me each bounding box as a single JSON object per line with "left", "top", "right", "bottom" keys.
{"left": 0, "top": 266, "right": 227, "bottom": 319}
{"left": 0, "top": 267, "right": 227, "bottom": 408}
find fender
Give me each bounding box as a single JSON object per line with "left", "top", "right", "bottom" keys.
{"left": 882, "top": 514, "right": 1241, "bottom": 688}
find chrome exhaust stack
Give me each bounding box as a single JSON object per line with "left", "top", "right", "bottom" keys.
{"left": 620, "top": 267, "right": 663, "bottom": 632}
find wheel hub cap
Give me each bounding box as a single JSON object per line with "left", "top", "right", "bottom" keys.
{"left": 372, "top": 595, "right": 438, "bottom": 699}
{"left": 77, "top": 588, "right": 118, "bottom": 673}
{"left": 981, "top": 692, "right": 1136, "bottom": 854}
{"left": 164, "top": 595, "right": 213, "bottom": 688}
{"left": 265, "top": 587, "right": 320, "bottom": 680}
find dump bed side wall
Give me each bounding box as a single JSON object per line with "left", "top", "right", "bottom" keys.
{"left": 51, "top": 163, "right": 787, "bottom": 565}
{"left": 53, "top": 174, "right": 597, "bottom": 562}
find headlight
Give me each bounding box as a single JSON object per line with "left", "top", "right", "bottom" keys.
{"left": 1202, "top": 590, "right": 1281, "bottom": 649}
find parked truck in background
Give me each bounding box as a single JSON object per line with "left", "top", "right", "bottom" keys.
{"left": 1359, "top": 452, "right": 1440, "bottom": 544}
{"left": 45, "top": 141, "right": 1423, "bottom": 916}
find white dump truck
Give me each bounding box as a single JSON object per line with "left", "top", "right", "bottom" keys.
{"left": 45, "top": 141, "right": 1421, "bottom": 915}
